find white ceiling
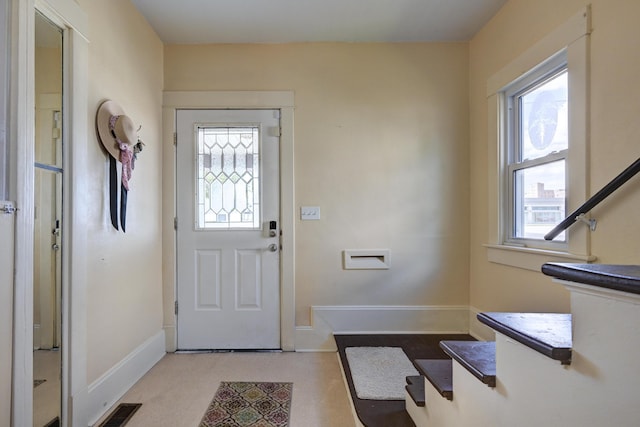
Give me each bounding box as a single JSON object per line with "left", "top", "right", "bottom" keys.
{"left": 130, "top": 0, "right": 507, "bottom": 44}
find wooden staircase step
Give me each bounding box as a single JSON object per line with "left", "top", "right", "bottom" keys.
{"left": 477, "top": 312, "right": 572, "bottom": 364}
{"left": 542, "top": 263, "right": 640, "bottom": 295}
{"left": 439, "top": 341, "right": 496, "bottom": 387}
{"left": 405, "top": 375, "right": 425, "bottom": 407}
{"left": 414, "top": 359, "right": 453, "bottom": 400}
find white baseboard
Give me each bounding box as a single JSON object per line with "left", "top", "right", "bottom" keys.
{"left": 295, "top": 305, "right": 470, "bottom": 351}
{"left": 87, "top": 330, "right": 166, "bottom": 425}
{"left": 468, "top": 306, "right": 496, "bottom": 341}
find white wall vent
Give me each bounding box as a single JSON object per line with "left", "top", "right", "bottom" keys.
{"left": 342, "top": 249, "right": 390, "bottom": 270}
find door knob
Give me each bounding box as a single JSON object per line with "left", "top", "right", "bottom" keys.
{"left": 268, "top": 243, "right": 278, "bottom": 252}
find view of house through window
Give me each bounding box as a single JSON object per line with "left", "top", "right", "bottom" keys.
{"left": 506, "top": 60, "right": 568, "bottom": 242}
{"left": 196, "top": 126, "right": 261, "bottom": 229}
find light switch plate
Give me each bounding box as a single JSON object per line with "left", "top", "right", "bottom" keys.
{"left": 300, "top": 206, "right": 321, "bottom": 220}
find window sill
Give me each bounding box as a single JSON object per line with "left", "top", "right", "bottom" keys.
{"left": 484, "top": 244, "right": 597, "bottom": 272}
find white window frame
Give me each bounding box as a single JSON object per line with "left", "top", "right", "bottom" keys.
{"left": 485, "top": 6, "right": 596, "bottom": 271}
{"left": 503, "top": 51, "right": 568, "bottom": 251}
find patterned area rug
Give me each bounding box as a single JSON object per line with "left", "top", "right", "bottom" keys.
{"left": 199, "top": 382, "right": 293, "bottom": 427}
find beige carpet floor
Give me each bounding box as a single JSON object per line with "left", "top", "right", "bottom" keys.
{"left": 94, "top": 352, "right": 355, "bottom": 427}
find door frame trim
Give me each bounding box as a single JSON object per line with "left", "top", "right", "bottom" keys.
{"left": 162, "top": 91, "right": 296, "bottom": 351}
{"left": 11, "top": 0, "right": 89, "bottom": 425}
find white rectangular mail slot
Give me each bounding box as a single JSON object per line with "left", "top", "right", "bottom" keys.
{"left": 343, "top": 249, "right": 390, "bottom": 270}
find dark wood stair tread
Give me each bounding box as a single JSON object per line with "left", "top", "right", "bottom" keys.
{"left": 414, "top": 359, "right": 453, "bottom": 400}
{"left": 542, "top": 263, "right": 640, "bottom": 295}
{"left": 477, "top": 312, "right": 572, "bottom": 364}
{"left": 405, "top": 375, "right": 425, "bottom": 406}
{"left": 406, "top": 375, "right": 422, "bottom": 385}
{"left": 439, "top": 341, "right": 496, "bottom": 387}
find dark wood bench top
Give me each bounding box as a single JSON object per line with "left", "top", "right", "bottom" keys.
{"left": 477, "top": 312, "right": 572, "bottom": 365}
{"left": 542, "top": 263, "right": 640, "bottom": 295}
{"left": 439, "top": 341, "right": 496, "bottom": 387}
{"left": 414, "top": 359, "right": 453, "bottom": 400}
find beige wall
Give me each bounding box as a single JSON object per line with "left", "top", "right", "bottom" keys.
{"left": 35, "top": 47, "right": 61, "bottom": 99}
{"left": 469, "top": 0, "right": 640, "bottom": 317}
{"left": 76, "top": 0, "right": 164, "bottom": 383}
{"left": 165, "top": 43, "right": 471, "bottom": 326}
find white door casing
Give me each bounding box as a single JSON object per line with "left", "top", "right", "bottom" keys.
{"left": 0, "top": 201, "right": 15, "bottom": 427}
{"left": 12, "top": 1, "right": 89, "bottom": 425}
{"left": 162, "top": 91, "right": 295, "bottom": 353}
{"left": 176, "top": 109, "right": 281, "bottom": 349}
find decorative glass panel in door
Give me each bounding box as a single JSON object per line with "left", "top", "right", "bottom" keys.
{"left": 196, "top": 126, "right": 260, "bottom": 229}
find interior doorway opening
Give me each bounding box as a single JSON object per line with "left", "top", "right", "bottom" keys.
{"left": 33, "top": 11, "right": 63, "bottom": 426}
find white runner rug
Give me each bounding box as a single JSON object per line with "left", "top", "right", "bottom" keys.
{"left": 345, "top": 346, "right": 419, "bottom": 400}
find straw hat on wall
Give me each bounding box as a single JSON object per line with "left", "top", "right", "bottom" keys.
{"left": 96, "top": 99, "right": 137, "bottom": 161}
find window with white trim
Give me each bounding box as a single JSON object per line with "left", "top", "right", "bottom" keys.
{"left": 484, "top": 7, "right": 593, "bottom": 270}
{"left": 503, "top": 52, "right": 568, "bottom": 247}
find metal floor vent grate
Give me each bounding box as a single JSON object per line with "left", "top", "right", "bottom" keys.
{"left": 98, "top": 403, "right": 142, "bottom": 427}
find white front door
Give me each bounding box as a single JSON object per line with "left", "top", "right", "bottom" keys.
{"left": 176, "top": 109, "right": 281, "bottom": 350}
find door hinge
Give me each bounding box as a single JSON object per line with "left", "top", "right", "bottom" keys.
{"left": 173, "top": 132, "right": 177, "bottom": 145}
{"left": 174, "top": 217, "right": 177, "bottom": 230}
{"left": 174, "top": 301, "right": 178, "bottom": 315}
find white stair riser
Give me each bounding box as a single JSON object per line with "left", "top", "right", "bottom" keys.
{"left": 409, "top": 284, "right": 640, "bottom": 427}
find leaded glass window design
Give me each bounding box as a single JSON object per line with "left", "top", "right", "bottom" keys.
{"left": 196, "top": 126, "right": 260, "bottom": 229}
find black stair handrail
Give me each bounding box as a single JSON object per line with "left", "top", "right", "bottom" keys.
{"left": 544, "top": 156, "right": 640, "bottom": 240}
